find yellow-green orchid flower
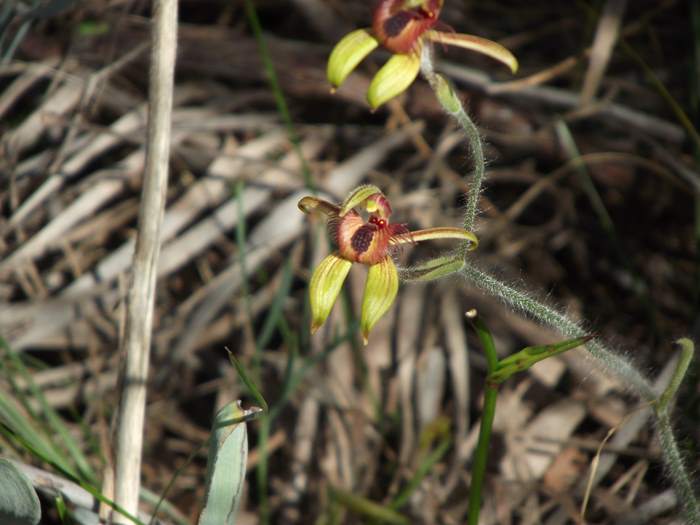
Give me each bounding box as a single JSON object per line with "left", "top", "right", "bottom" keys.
{"left": 299, "top": 185, "right": 478, "bottom": 344}
{"left": 327, "top": 0, "right": 518, "bottom": 109}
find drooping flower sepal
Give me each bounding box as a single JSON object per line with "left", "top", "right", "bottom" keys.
{"left": 309, "top": 253, "right": 353, "bottom": 334}
{"left": 361, "top": 256, "right": 399, "bottom": 344}
{"left": 367, "top": 53, "right": 421, "bottom": 109}
{"left": 327, "top": 29, "right": 379, "bottom": 89}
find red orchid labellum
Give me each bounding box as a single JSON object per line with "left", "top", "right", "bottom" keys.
{"left": 372, "top": 0, "right": 444, "bottom": 54}
{"left": 299, "top": 185, "right": 478, "bottom": 344}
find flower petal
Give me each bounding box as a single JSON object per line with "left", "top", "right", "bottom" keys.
{"left": 309, "top": 253, "right": 353, "bottom": 334}
{"left": 426, "top": 30, "right": 518, "bottom": 74}
{"left": 298, "top": 196, "right": 340, "bottom": 219}
{"left": 367, "top": 51, "right": 421, "bottom": 109}
{"left": 361, "top": 257, "right": 399, "bottom": 344}
{"left": 391, "top": 226, "right": 478, "bottom": 251}
{"left": 327, "top": 29, "right": 380, "bottom": 88}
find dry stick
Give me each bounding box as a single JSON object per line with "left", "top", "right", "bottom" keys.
{"left": 579, "top": 0, "right": 627, "bottom": 105}
{"left": 113, "top": 1, "right": 178, "bottom": 523}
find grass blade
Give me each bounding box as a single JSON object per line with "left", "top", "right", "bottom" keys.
{"left": 226, "top": 351, "right": 269, "bottom": 414}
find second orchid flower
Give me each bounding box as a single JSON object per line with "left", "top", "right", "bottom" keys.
{"left": 299, "top": 184, "right": 478, "bottom": 344}
{"left": 327, "top": 0, "right": 518, "bottom": 109}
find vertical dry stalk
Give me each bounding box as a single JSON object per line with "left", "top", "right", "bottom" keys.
{"left": 579, "top": 0, "right": 627, "bottom": 105}
{"left": 113, "top": 0, "right": 178, "bottom": 522}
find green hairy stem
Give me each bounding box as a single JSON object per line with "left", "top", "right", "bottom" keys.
{"left": 419, "top": 41, "right": 698, "bottom": 523}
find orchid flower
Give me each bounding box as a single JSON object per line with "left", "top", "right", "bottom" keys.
{"left": 299, "top": 185, "right": 478, "bottom": 344}
{"left": 327, "top": 0, "right": 518, "bottom": 109}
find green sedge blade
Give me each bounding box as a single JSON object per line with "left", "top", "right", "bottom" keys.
{"left": 330, "top": 486, "right": 409, "bottom": 525}
{"left": 226, "top": 350, "right": 269, "bottom": 414}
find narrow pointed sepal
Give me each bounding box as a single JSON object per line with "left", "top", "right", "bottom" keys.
{"left": 367, "top": 52, "right": 421, "bottom": 109}
{"left": 425, "top": 30, "right": 518, "bottom": 74}
{"left": 361, "top": 256, "right": 399, "bottom": 344}
{"left": 391, "top": 227, "right": 479, "bottom": 251}
{"left": 309, "top": 253, "right": 353, "bottom": 334}
{"left": 327, "top": 29, "right": 379, "bottom": 88}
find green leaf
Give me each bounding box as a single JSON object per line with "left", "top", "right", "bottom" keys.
{"left": 0, "top": 460, "right": 41, "bottom": 525}
{"left": 227, "top": 351, "right": 269, "bottom": 414}
{"left": 399, "top": 255, "right": 464, "bottom": 282}
{"left": 330, "top": 486, "right": 409, "bottom": 525}
{"left": 489, "top": 335, "right": 593, "bottom": 384}
{"left": 198, "top": 401, "right": 256, "bottom": 525}
{"left": 390, "top": 432, "right": 450, "bottom": 510}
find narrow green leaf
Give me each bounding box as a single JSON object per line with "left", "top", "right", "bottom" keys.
{"left": 390, "top": 435, "right": 450, "bottom": 510}
{"left": 243, "top": 0, "right": 314, "bottom": 189}
{"left": 0, "top": 393, "right": 74, "bottom": 478}
{"left": 399, "top": 255, "right": 464, "bottom": 282}
{"left": 226, "top": 350, "right": 269, "bottom": 414}
{"left": 256, "top": 259, "right": 294, "bottom": 352}
{"left": 489, "top": 335, "right": 593, "bottom": 383}
{"left": 0, "top": 459, "right": 41, "bottom": 525}
{"left": 330, "top": 487, "right": 409, "bottom": 525}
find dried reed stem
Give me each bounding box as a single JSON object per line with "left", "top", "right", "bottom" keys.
{"left": 113, "top": 0, "right": 178, "bottom": 522}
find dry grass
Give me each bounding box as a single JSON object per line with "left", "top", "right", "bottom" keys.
{"left": 0, "top": 1, "right": 698, "bottom": 524}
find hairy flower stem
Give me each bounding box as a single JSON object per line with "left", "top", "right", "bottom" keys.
{"left": 460, "top": 264, "right": 656, "bottom": 401}
{"left": 462, "top": 265, "right": 700, "bottom": 522}
{"left": 423, "top": 44, "right": 655, "bottom": 402}
{"left": 421, "top": 46, "right": 484, "bottom": 234}
{"left": 655, "top": 412, "right": 700, "bottom": 522}
{"left": 420, "top": 39, "right": 698, "bottom": 523}
{"left": 654, "top": 339, "right": 700, "bottom": 523}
